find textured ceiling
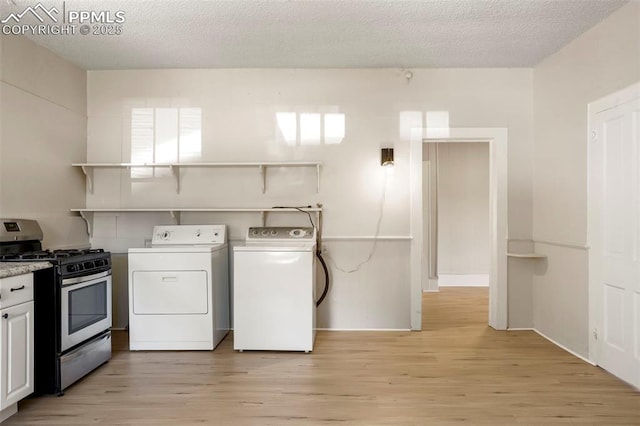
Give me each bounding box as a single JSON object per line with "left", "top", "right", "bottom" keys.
{"left": 0, "top": 0, "right": 629, "bottom": 70}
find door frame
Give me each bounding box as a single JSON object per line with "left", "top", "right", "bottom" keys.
{"left": 587, "top": 81, "right": 640, "bottom": 364}
{"left": 409, "top": 128, "right": 508, "bottom": 330}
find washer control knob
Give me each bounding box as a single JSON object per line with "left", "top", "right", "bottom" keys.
{"left": 161, "top": 231, "right": 170, "bottom": 240}
{"left": 290, "top": 229, "right": 304, "bottom": 237}
{"left": 270, "top": 229, "right": 278, "bottom": 236}
{"left": 251, "top": 229, "right": 259, "bottom": 236}
{"left": 261, "top": 230, "right": 269, "bottom": 236}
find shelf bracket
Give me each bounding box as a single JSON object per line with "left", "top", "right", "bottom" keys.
{"left": 259, "top": 165, "right": 266, "bottom": 194}
{"left": 77, "top": 211, "right": 93, "bottom": 236}
{"left": 170, "top": 165, "right": 180, "bottom": 193}
{"left": 81, "top": 166, "right": 94, "bottom": 194}
{"left": 316, "top": 164, "right": 321, "bottom": 193}
{"left": 169, "top": 210, "right": 181, "bottom": 224}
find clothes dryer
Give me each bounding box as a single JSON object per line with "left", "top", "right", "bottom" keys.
{"left": 128, "top": 225, "right": 229, "bottom": 350}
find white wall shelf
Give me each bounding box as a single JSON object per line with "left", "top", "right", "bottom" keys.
{"left": 506, "top": 252, "right": 547, "bottom": 259}
{"left": 71, "top": 207, "right": 323, "bottom": 235}
{"left": 72, "top": 162, "right": 322, "bottom": 194}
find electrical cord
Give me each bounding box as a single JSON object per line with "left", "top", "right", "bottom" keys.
{"left": 271, "top": 204, "right": 329, "bottom": 307}
{"left": 324, "top": 171, "right": 388, "bottom": 274}
{"left": 272, "top": 205, "right": 315, "bottom": 228}
{"left": 315, "top": 251, "right": 329, "bottom": 307}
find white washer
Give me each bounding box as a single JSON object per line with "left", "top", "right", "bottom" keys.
{"left": 233, "top": 226, "right": 317, "bottom": 352}
{"left": 128, "top": 225, "right": 229, "bottom": 350}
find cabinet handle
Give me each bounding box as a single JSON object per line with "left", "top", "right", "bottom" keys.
{"left": 2, "top": 314, "right": 7, "bottom": 319}
{"left": 10, "top": 285, "right": 25, "bottom": 292}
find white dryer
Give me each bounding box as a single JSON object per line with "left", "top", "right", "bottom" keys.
{"left": 128, "top": 225, "right": 229, "bottom": 350}
{"left": 233, "top": 226, "right": 316, "bottom": 352}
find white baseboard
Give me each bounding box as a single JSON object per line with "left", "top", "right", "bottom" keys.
{"left": 0, "top": 403, "right": 17, "bottom": 423}
{"left": 534, "top": 329, "right": 595, "bottom": 366}
{"left": 438, "top": 274, "right": 489, "bottom": 287}
{"left": 507, "top": 327, "right": 534, "bottom": 331}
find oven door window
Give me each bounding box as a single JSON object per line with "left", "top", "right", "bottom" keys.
{"left": 68, "top": 280, "right": 108, "bottom": 334}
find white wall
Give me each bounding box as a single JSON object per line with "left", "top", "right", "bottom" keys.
{"left": 436, "top": 142, "right": 490, "bottom": 277}
{"left": 87, "top": 68, "right": 534, "bottom": 330}
{"left": 0, "top": 35, "right": 88, "bottom": 249}
{"left": 532, "top": 2, "right": 640, "bottom": 357}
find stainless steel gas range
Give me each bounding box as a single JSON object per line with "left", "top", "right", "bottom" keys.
{"left": 0, "top": 219, "right": 112, "bottom": 396}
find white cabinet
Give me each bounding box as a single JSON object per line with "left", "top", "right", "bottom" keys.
{"left": 1, "top": 302, "right": 33, "bottom": 406}
{"left": 0, "top": 274, "right": 34, "bottom": 423}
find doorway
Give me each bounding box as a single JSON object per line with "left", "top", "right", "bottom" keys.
{"left": 409, "top": 128, "right": 508, "bottom": 331}
{"left": 423, "top": 142, "right": 491, "bottom": 291}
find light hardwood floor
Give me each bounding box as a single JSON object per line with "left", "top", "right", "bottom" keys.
{"left": 7, "top": 288, "right": 640, "bottom": 425}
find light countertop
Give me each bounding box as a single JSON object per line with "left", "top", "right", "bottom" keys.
{"left": 0, "top": 262, "right": 52, "bottom": 279}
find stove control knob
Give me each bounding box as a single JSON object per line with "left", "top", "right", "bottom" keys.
{"left": 270, "top": 229, "right": 278, "bottom": 236}
{"left": 290, "top": 229, "right": 304, "bottom": 237}
{"left": 261, "top": 230, "right": 269, "bottom": 237}
{"left": 68, "top": 264, "right": 77, "bottom": 273}
{"left": 161, "top": 231, "right": 171, "bottom": 240}
{"left": 251, "top": 229, "right": 258, "bottom": 236}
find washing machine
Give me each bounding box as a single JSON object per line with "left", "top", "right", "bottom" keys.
{"left": 233, "top": 226, "right": 317, "bottom": 352}
{"left": 128, "top": 224, "right": 229, "bottom": 350}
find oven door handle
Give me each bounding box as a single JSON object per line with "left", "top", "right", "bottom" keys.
{"left": 62, "top": 270, "right": 111, "bottom": 287}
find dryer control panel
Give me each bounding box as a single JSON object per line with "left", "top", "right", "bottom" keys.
{"left": 151, "top": 224, "right": 227, "bottom": 246}
{"left": 246, "top": 227, "right": 316, "bottom": 243}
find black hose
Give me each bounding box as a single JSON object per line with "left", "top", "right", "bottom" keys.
{"left": 315, "top": 250, "right": 329, "bottom": 307}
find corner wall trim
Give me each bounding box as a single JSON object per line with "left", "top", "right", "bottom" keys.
{"left": 534, "top": 329, "right": 595, "bottom": 366}
{"left": 321, "top": 236, "right": 413, "bottom": 241}
{"left": 534, "top": 239, "right": 589, "bottom": 250}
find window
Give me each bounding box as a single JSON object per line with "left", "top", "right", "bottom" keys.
{"left": 276, "top": 112, "right": 345, "bottom": 146}
{"left": 130, "top": 107, "right": 202, "bottom": 177}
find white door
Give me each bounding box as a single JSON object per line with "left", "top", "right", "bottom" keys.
{"left": 0, "top": 302, "right": 34, "bottom": 408}
{"left": 588, "top": 83, "right": 640, "bottom": 389}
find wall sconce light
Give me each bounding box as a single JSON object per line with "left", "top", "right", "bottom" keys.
{"left": 381, "top": 148, "right": 394, "bottom": 167}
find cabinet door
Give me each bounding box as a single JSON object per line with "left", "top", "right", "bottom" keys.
{"left": 0, "top": 301, "right": 34, "bottom": 408}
